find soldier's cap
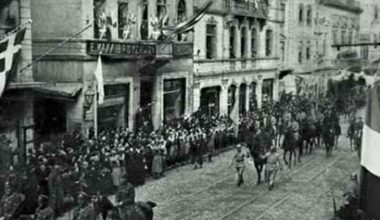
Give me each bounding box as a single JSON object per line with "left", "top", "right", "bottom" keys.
{"left": 4, "top": 181, "right": 11, "bottom": 187}
{"left": 38, "top": 194, "right": 49, "bottom": 200}
{"left": 236, "top": 144, "right": 242, "bottom": 149}
{"left": 78, "top": 191, "right": 88, "bottom": 199}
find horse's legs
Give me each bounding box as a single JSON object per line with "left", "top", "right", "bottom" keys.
{"left": 254, "top": 161, "right": 263, "bottom": 185}
{"left": 283, "top": 150, "right": 289, "bottom": 166}
{"left": 298, "top": 140, "right": 303, "bottom": 163}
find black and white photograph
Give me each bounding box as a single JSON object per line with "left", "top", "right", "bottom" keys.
{"left": 0, "top": 0, "right": 379, "bottom": 219}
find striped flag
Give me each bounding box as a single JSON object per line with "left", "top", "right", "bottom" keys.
{"left": 229, "top": 87, "right": 240, "bottom": 137}
{"left": 94, "top": 55, "right": 104, "bottom": 105}
{"left": 162, "top": 0, "right": 213, "bottom": 34}
{"left": 360, "top": 82, "right": 380, "bottom": 219}
{"left": 0, "top": 27, "right": 26, "bottom": 97}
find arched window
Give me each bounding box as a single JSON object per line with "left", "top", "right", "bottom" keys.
{"left": 298, "top": 41, "right": 303, "bottom": 64}
{"left": 299, "top": 4, "right": 304, "bottom": 24}
{"left": 239, "top": 84, "right": 247, "bottom": 114}
{"left": 157, "top": 0, "right": 167, "bottom": 18}
{"left": 228, "top": 85, "right": 237, "bottom": 114}
{"left": 230, "top": 26, "right": 236, "bottom": 58}
{"left": 241, "top": 27, "right": 247, "bottom": 58}
{"left": 251, "top": 28, "right": 257, "bottom": 58}
{"left": 177, "top": 0, "right": 186, "bottom": 22}
{"left": 249, "top": 82, "right": 257, "bottom": 111}
{"left": 140, "top": 0, "right": 149, "bottom": 40}
{"left": 265, "top": 29, "right": 273, "bottom": 57}
{"left": 306, "top": 5, "right": 312, "bottom": 26}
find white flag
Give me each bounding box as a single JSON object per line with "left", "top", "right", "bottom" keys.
{"left": 94, "top": 55, "right": 104, "bottom": 104}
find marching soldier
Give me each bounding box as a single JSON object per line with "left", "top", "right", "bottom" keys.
{"left": 262, "top": 146, "right": 283, "bottom": 190}
{"left": 231, "top": 144, "right": 250, "bottom": 187}
{"left": 0, "top": 181, "right": 25, "bottom": 220}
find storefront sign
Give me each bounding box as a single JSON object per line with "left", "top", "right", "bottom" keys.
{"left": 173, "top": 43, "right": 193, "bottom": 57}
{"left": 87, "top": 40, "right": 156, "bottom": 57}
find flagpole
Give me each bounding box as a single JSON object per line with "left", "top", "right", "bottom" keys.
{"left": 94, "top": 83, "right": 98, "bottom": 139}
{"left": 18, "top": 23, "right": 92, "bottom": 74}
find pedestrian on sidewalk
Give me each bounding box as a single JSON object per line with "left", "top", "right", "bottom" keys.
{"left": 231, "top": 144, "right": 250, "bottom": 187}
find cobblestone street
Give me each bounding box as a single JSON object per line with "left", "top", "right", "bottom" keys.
{"left": 130, "top": 119, "right": 359, "bottom": 220}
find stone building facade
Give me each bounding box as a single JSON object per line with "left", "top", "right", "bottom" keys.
{"left": 192, "top": 0, "right": 280, "bottom": 117}
{"left": 30, "top": 0, "right": 195, "bottom": 140}
{"left": 279, "top": 0, "right": 362, "bottom": 95}
{"left": 359, "top": 0, "right": 380, "bottom": 63}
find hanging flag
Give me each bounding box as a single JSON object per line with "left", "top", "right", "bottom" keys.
{"left": 0, "top": 27, "right": 26, "bottom": 98}
{"left": 94, "top": 55, "right": 104, "bottom": 104}
{"left": 162, "top": 0, "right": 213, "bottom": 34}
{"left": 229, "top": 87, "right": 240, "bottom": 137}
{"left": 360, "top": 83, "right": 380, "bottom": 219}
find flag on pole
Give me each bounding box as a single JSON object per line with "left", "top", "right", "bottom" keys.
{"left": 0, "top": 27, "right": 26, "bottom": 98}
{"left": 360, "top": 83, "right": 380, "bottom": 219}
{"left": 162, "top": 0, "right": 213, "bottom": 34}
{"left": 94, "top": 55, "right": 104, "bottom": 105}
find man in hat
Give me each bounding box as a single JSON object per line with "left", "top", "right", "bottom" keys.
{"left": 0, "top": 181, "right": 25, "bottom": 220}
{"left": 33, "top": 194, "right": 54, "bottom": 220}
{"left": 116, "top": 179, "right": 137, "bottom": 219}
{"left": 231, "top": 144, "right": 250, "bottom": 187}
{"left": 73, "top": 192, "right": 97, "bottom": 220}
{"left": 262, "top": 146, "right": 283, "bottom": 190}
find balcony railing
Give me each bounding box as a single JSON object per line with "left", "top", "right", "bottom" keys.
{"left": 226, "top": 0, "right": 268, "bottom": 19}
{"left": 194, "top": 57, "right": 279, "bottom": 76}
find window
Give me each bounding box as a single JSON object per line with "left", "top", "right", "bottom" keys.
{"left": 280, "top": 41, "right": 285, "bottom": 62}
{"left": 341, "top": 31, "right": 346, "bottom": 44}
{"left": 251, "top": 28, "right": 257, "bottom": 58}
{"left": 306, "top": 6, "right": 312, "bottom": 26}
{"left": 361, "top": 46, "right": 369, "bottom": 59}
{"left": 298, "top": 41, "right": 303, "bottom": 64}
{"left": 163, "top": 79, "right": 186, "bottom": 123}
{"left": 206, "top": 24, "right": 217, "bottom": 59}
{"left": 375, "top": 5, "right": 379, "bottom": 20}
{"left": 265, "top": 29, "right": 273, "bottom": 57}
{"left": 140, "top": 0, "right": 148, "bottom": 40}
{"left": 348, "top": 31, "right": 353, "bottom": 44}
{"left": 157, "top": 0, "right": 167, "bottom": 18}
{"left": 332, "top": 30, "right": 338, "bottom": 45}
{"left": 280, "top": 3, "right": 286, "bottom": 22}
{"left": 118, "top": 2, "right": 129, "bottom": 39}
{"left": 177, "top": 0, "right": 186, "bottom": 22}
{"left": 177, "top": 0, "right": 187, "bottom": 41}
{"left": 239, "top": 84, "right": 247, "bottom": 115}
{"left": 200, "top": 87, "right": 220, "bottom": 116}
{"left": 299, "top": 4, "right": 304, "bottom": 24}
{"left": 230, "top": 26, "right": 236, "bottom": 58}
{"left": 241, "top": 27, "right": 247, "bottom": 58}
{"left": 306, "top": 42, "right": 311, "bottom": 60}
{"left": 262, "top": 79, "right": 274, "bottom": 102}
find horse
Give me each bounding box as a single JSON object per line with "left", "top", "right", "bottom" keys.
{"left": 322, "top": 125, "right": 335, "bottom": 157}
{"left": 93, "top": 195, "right": 157, "bottom": 220}
{"left": 282, "top": 128, "right": 298, "bottom": 169}
{"left": 246, "top": 129, "right": 268, "bottom": 185}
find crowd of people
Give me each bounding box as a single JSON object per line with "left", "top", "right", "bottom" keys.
{"left": 0, "top": 90, "right": 364, "bottom": 219}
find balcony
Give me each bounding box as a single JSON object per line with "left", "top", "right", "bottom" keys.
{"left": 33, "top": 39, "right": 193, "bottom": 60}
{"left": 194, "top": 57, "right": 279, "bottom": 77}
{"left": 226, "top": 0, "right": 268, "bottom": 19}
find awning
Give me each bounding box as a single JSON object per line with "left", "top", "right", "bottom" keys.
{"left": 7, "top": 82, "right": 83, "bottom": 100}
{"left": 32, "top": 83, "right": 83, "bottom": 99}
